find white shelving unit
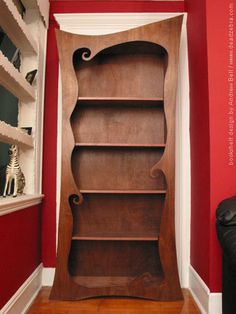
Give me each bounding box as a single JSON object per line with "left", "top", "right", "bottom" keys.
{"left": 0, "top": 0, "right": 38, "bottom": 54}
{"left": 0, "top": 0, "right": 49, "bottom": 214}
{"left": 0, "top": 51, "right": 35, "bottom": 102}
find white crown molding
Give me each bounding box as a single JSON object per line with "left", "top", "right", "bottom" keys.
{"left": 0, "top": 264, "right": 42, "bottom": 314}
{"left": 54, "top": 12, "right": 184, "bottom": 35}
{"left": 189, "top": 265, "right": 222, "bottom": 314}
{"left": 0, "top": 194, "right": 44, "bottom": 216}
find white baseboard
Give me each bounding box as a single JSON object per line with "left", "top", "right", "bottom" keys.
{"left": 189, "top": 265, "right": 222, "bottom": 314}
{"left": 0, "top": 263, "right": 42, "bottom": 314}
{"left": 42, "top": 267, "right": 55, "bottom": 286}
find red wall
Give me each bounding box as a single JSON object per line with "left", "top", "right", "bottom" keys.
{"left": 0, "top": 205, "right": 41, "bottom": 309}
{"left": 187, "top": 0, "right": 236, "bottom": 291}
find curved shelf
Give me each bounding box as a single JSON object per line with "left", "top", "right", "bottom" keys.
{"left": 80, "top": 189, "right": 166, "bottom": 194}
{"left": 72, "top": 236, "right": 159, "bottom": 241}
{"left": 0, "top": 51, "right": 35, "bottom": 102}
{"left": 77, "top": 97, "right": 164, "bottom": 107}
{"left": 75, "top": 143, "right": 166, "bottom": 148}
{"left": 0, "top": 0, "right": 38, "bottom": 54}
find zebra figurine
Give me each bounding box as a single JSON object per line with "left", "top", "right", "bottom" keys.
{"left": 3, "top": 145, "right": 25, "bottom": 197}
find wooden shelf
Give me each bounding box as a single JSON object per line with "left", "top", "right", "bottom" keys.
{"left": 77, "top": 97, "right": 164, "bottom": 106}
{"left": 71, "top": 275, "right": 163, "bottom": 289}
{"left": 80, "top": 189, "right": 166, "bottom": 194}
{"left": 0, "top": 51, "right": 35, "bottom": 102}
{"left": 75, "top": 143, "right": 165, "bottom": 148}
{"left": 0, "top": 0, "right": 38, "bottom": 54}
{"left": 72, "top": 236, "right": 159, "bottom": 241}
{"left": 0, "top": 120, "right": 33, "bottom": 148}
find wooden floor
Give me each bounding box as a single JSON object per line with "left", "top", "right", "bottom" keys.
{"left": 27, "top": 288, "right": 201, "bottom": 314}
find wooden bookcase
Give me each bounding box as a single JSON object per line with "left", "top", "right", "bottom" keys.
{"left": 51, "top": 16, "right": 183, "bottom": 301}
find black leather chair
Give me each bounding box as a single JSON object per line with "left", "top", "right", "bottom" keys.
{"left": 216, "top": 196, "right": 236, "bottom": 314}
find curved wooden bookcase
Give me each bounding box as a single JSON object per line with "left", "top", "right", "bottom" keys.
{"left": 50, "top": 16, "right": 183, "bottom": 301}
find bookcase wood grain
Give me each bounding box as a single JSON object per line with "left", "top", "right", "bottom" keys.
{"left": 50, "top": 16, "right": 183, "bottom": 301}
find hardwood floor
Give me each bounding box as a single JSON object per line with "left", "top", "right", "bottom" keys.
{"left": 27, "top": 288, "right": 201, "bottom": 314}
